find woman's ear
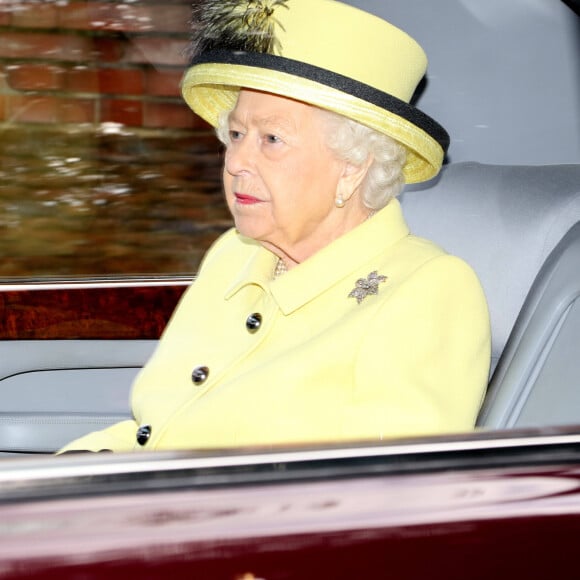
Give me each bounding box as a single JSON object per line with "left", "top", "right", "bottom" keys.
{"left": 336, "top": 155, "right": 373, "bottom": 203}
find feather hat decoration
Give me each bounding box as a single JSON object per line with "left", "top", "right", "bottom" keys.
{"left": 182, "top": 0, "right": 450, "bottom": 184}
{"left": 188, "top": 0, "right": 289, "bottom": 59}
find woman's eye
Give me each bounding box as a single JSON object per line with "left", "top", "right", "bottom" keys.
{"left": 265, "top": 134, "right": 282, "bottom": 144}
{"left": 229, "top": 130, "right": 242, "bottom": 141}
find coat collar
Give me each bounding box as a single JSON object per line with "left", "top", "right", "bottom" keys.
{"left": 225, "top": 199, "right": 410, "bottom": 314}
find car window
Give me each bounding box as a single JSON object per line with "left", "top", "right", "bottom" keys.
{"left": 0, "top": 0, "right": 230, "bottom": 279}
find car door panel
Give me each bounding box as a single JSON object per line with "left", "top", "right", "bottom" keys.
{"left": 0, "top": 280, "right": 187, "bottom": 455}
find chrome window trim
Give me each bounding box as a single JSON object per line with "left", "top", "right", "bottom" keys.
{"left": 0, "top": 276, "right": 193, "bottom": 292}
{"left": 2, "top": 430, "right": 580, "bottom": 502}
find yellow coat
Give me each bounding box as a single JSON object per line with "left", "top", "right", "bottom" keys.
{"left": 61, "top": 200, "right": 491, "bottom": 453}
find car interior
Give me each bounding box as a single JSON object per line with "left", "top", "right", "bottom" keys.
{"left": 1, "top": 0, "right": 579, "bottom": 456}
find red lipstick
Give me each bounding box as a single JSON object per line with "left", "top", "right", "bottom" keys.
{"left": 234, "top": 193, "right": 261, "bottom": 205}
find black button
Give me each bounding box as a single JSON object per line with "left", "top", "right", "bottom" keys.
{"left": 136, "top": 424, "right": 152, "bottom": 446}
{"left": 246, "top": 313, "right": 262, "bottom": 333}
{"left": 192, "top": 365, "right": 210, "bottom": 385}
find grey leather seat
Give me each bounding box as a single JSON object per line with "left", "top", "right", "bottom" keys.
{"left": 402, "top": 162, "right": 580, "bottom": 429}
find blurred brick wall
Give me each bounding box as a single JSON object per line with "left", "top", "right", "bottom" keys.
{"left": 0, "top": 0, "right": 205, "bottom": 130}
{"left": 0, "top": 0, "right": 230, "bottom": 278}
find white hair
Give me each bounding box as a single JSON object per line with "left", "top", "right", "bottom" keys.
{"left": 315, "top": 108, "right": 407, "bottom": 210}
{"left": 215, "top": 102, "right": 407, "bottom": 210}
{"left": 215, "top": 110, "right": 231, "bottom": 147}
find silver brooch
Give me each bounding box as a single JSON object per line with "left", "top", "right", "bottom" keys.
{"left": 348, "top": 271, "right": 388, "bottom": 304}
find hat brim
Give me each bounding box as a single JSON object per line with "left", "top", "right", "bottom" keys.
{"left": 182, "top": 51, "right": 449, "bottom": 184}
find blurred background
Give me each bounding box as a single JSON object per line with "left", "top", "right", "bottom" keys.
{"left": 0, "top": 0, "right": 228, "bottom": 278}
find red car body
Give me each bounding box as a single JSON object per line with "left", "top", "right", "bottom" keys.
{"left": 2, "top": 430, "right": 580, "bottom": 579}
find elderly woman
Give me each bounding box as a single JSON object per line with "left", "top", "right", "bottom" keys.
{"left": 60, "top": 0, "right": 490, "bottom": 453}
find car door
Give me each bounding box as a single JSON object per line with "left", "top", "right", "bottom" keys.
{"left": 2, "top": 430, "right": 580, "bottom": 579}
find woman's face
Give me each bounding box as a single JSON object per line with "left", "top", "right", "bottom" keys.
{"left": 222, "top": 90, "right": 364, "bottom": 264}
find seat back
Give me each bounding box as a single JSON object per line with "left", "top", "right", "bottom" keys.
{"left": 401, "top": 162, "right": 580, "bottom": 428}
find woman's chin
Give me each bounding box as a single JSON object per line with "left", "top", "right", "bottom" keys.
{"left": 233, "top": 220, "right": 269, "bottom": 242}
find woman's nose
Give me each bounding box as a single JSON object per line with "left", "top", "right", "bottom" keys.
{"left": 224, "top": 136, "right": 254, "bottom": 176}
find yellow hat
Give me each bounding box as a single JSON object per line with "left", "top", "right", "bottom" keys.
{"left": 182, "top": 0, "right": 449, "bottom": 183}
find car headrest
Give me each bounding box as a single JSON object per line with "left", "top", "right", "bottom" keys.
{"left": 400, "top": 162, "right": 580, "bottom": 369}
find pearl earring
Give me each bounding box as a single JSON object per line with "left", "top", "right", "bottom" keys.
{"left": 335, "top": 194, "right": 345, "bottom": 208}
